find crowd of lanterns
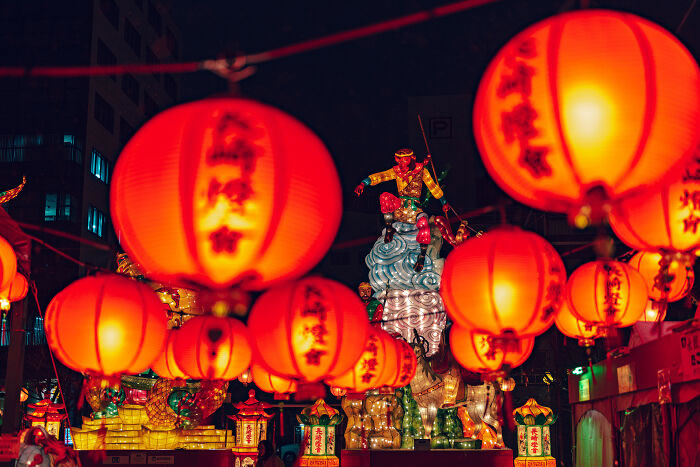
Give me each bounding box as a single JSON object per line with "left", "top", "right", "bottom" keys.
{"left": 0, "top": 9, "right": 698, "bottom": 445}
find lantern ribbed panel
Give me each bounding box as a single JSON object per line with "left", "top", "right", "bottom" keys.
{"left": 566, "top": 260, "right": 648, "bottom": 327}
{"left": 627, "top": 251, "right": 694, "bottom": 302}
{"left": 473, "top": 10, "right": 700, "bottom": 215}
{"left": 150, "top": 330, "right": 187, "bottom": 380}
{"left": 1, "top": 273, "right": 27, "bottom": 302}
{"left": 250, "top": 363, "right": 296, "bottom": 394}
{"left": 248, "top": 277, "right": 369, "bottom": 383}
{"left": 111, "top": 98, "right": 342, "bottom": 290}
{"left": 610, "top": 156, "right": 700, "bottom": 253}
{"left": 554, "top": 301, "right": 598, "bottom": 345}
{"left": 0, "top": 236, "right": 16, "bottom": 293}
{"left": 441, "top": 227, "right": 566, "bottom": 337}
{"left": 172, "top": 315, "right": 252, "bottom": 380}
{"left": 449, "top": 326, "right": 534, "bottom": 372}
{"left": 325, "top": 328, "right": 399, "bottom": 392}
{"left": 45, "top": 275, "right": 168, "bottom": 376}
{"left": 384, "top": 338, "right": 417, "bottom": 389}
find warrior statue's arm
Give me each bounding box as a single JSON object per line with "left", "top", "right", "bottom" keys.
{"left": 354, "top": 168, "right": 397, "bottom": 196}
{"left": 422, "top": 168, "right": 451, "bottom": 213}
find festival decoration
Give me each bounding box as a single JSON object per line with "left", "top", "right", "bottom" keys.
{"left": 249, "top": 363, "right": 297, "bottom": 395}
{"left": 248, "top": 277, "right": 369, "bottom": 382}
{"left": 355, "top": 148, "right": 450, "bottom": 272}
{"left": 455, "top": 384, "right": 503, "bottom": 449}
{"left": 400, "top": 386, "right": 425, "bottom": 448}
{"left": 640, "top": 300, "right": 667, "bottom": 323}
{"left": 237, "top": 368, "right": 253, "bottom": 386}
{"left": 111, "top": 97, "right": 342, "bottom": 290}
{"left": 150, "top": 330, "right": 187, "bottom": 380}
{"left": 358, "top": 282, "right": 384, "bottom": 325}
{"left": 566, "top": 260, "right": 648, "bottom": 332}
{"left": 142, "top": 426, "right": 180, "bottom": 450}
{"left": 473, "top": 10, "right": 700, "bottom": 225}
{"left": 0, "top": 235, "right": 17, "bottom": 293}
{"left": 554, "top": 301, "right": 599, "bottom": 347}
{"left": 610, "top": 154, "right": 700, "bottom": 257}
{"left": 341, "top": 397, "right": 371, "bottom": 449}
{"left": 449, "top": 326, "right": 535, "bottom": 374}
{"left": 514, "top": 398, "right": 557, "bottom": 466}
{"left": 23, "top": 400, "right": 67, "bottom": 440}
{"left": 365, "top": 392, "right": 403, "bottom": 449}
{"left": 145, "top": 378, "right": 181, "bottom": 428}
{"left": 628, "top": 250, "right": 694, "bottom": 302}
{"left": 228, "top": 389, "right": 273, "bottom": 466}
{"left": 325, "top": 328, "right": 400, "bottom": 392}
{"left": 0, "top": 272, "right": 27, "bottom": 310}
{"left": 298, "top": 399, "right": 343, "bottom": 467}
{"left": 329, "top": 387, "right": 346, "bottom": 398}
{"left": 172, "top": 315, "right": 252, "bottom": 380}
{"left": 44, "top": 274, "right": 168, "bottom": 376}
{"left": 385, "top": 338, "right": 418, "bottom": 389}
{"left": 441, "top": 227, "right": 566, "bottom": 337}
{"left": 18, "top": 425, "right": 80, "bottom": 467}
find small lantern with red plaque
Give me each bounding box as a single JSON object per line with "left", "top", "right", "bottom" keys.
{"left": 23, "top": 399, "right": 68, "bottom": 440}
{"left": 227, "top": 390, "right": 273, "bottom": 466}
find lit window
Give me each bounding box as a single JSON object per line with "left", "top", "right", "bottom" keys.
{"left": 44, "top": 194, "right": 73, "bottom": 221}
{"left": 63, "top": 134, "right": 82, "bottom": 164}
{"left": 90, "top": 149, "right": 110, "bottom": 183}
{"left": 87, "top": 206, "right": 105, "bottom": 237}
{"left": 0, "top": 134, "right": 43, "bottom": 162}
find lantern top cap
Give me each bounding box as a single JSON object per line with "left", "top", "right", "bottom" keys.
{"left": 513, "top": 398, "right": 555, "bottom": 426}
{"left": 308, "top": 399, "right": 339, "bottom": 418}
{"left": 228, "top": 389, "right": 273, "bottom": 420}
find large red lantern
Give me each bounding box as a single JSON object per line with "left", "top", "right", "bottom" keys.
{"left": 0, "top": 236, "right": 17, "bottom": 293}
{"left": 474, "top": 10, "right": 700, "bottom": 224}
{"left": 628, "top": 250, "right": 694, "bottom": 302}
{"left": 449, "top": 325, "right": 534, "bottom": 373}
{"left": 0, "top": 272, "right": 27, "bottom": 310}
{"left": 325, "top": 328, "right": 399, "bottom": 392}
{"left": 441, "top": 227, "right": 566, "bottom": 337}
{"left": 45, "top": 275, "right": 168, "bottom": 376}
{"left": 111, "top": 98, "right": 342, "bottom": 290}
{"left": 172, "top": 315, "right": 252, "bottom": 380}
{"left": 150, "top": 330, "right": 187, "bottom": 380}
{"left": 248, "top": 277, "right": 369, "bottom": 383}
{"left": 384, "top": 338, "right": 417, "bottom": 389}
{"left": 250, "top": 363, "right": 297, "bottom": 395}
{"left": 554, "top": 301, "right": 599, "bottom": 347}
{"left": 566, "top": 260, "right": 648, "bottom": 331}
{"left": 610, "top": 155, "right": 700, "bottom": 256}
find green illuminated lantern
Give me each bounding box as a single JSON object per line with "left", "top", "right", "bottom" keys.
{"left": 513, "top": 398, "right": 557, "bottom": 467}
{"left": 297, "top": 399, "right": 343, "bottom": 467}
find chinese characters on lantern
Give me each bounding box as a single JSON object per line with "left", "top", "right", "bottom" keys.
{"left": 603, "top": 263, "right": 622, "bottom": 319}
{"left": 360, "top": 333, "right": 379, "bottom": 384}
{"left": 529, "top": 426, "right": 541, "bottom": 456}
{"left": 302, "top": 285, "right": 330, "bottom": 366}
{"left": 680, "top": 156, "right": 700, "bottom": 233}
{"left": 497, "top": 38, "right": 551, "bottom": 178}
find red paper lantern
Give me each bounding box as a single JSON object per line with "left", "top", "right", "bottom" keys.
{"left": 111, "top": 98, "right": 342, "bottom": 290}
{"left": 610, "top": 155, "right": 700, "bottom": 255}
{"left": 0, "top": 272, "right": 27, "bottom": 310}
{"left": 250, "top": 363, "right": 297, "bottom": 394}
{"left": 45, "top": 275, "right": 168, "bottom": 376}
{"left": 441, "top": 227, "right": 566, "bottom": 337}
{"left": 474, "top": 10, "right": 700, "bottom": 223}
{"left": 0, "top": 236, "right": 17, "bottom": 293}
{"left": 628, "top": 250, "right": 694, "bottom": 302}
{"left": 248, "top": 277, "right": 369, "bottom": 383}
{"left": 329, "top": 387, "right": 347, "bottom": 398}
{"left": 325, "top": 328, "right": 399, "bottom": 392}
{"left": 172, "top": 315, "right": 252, "bottom": 380}
{"left": 566, "top": 260, "right": 648, "bottom": 330}
{"left": 384, "top": 338, "right": 417, "bottom": 389}
{"left": 449, "top": 325, "right": 534, "bottom": 373}
{"left": 237, "top": 368, "right": 253, "bottom": 386}
{"left": 554, "top": 301, "right": 599, "bottom": 347}
{"left": 150, "top": 330, "right": 187, "bottom": 380}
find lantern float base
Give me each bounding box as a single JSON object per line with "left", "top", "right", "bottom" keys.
{"left": 299, "top": 455, "right": 340, "bottom": 467}
{"left": 514, "top": 456, "right": 557, "bottom": 467}
{"left": 340, "top": 448, "right": 514, "bottom": 467}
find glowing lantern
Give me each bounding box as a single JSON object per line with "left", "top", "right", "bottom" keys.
{"left": 111, "top": 98, "right": 342, "bottom": 290}
{"left": 640, "top": 299, "right": 667, "bottom": 323}
{"left": 0, "top": 272, "right": 27, "bottom": 310}
{"left": 384, "top": 338, "right": 417, "bottom": 389}
{"left": 237, "top": 368, "right": 253, "bottom": 386}
{"left": 172, "top": 315, "right": 252, "bottom": 380}
{"left": 248, "top": 277, "right": 369, "bottom": 383}
{"left": 325, "top": 328, "right": 399, "bottom": 392}
{"left": 449, "top": 325, "right": 534, "bottom": 373}
{"left": 23, "top": 399, "right": 67, "bottom": 439}
{"left": 554, "top": 301, "right": 599, "bottom": 347}
{"left": 45, "top": 275, "right": 168, "bottom": 376}
{"left": 150, "top": 330, "right": 187, "bottom": 380}
{"left": 250, "top": 363, "right": 297, "bottom": 394}
{"left": 329, "top": 387, "right": 346, "bottom": 398}
{"left": 441, "top": 227, "right": 566, "bottom": 337}
{"left": 627, "top": 250, "right": 694, "bottom": 302}
{"left": 610, "top": 154, "right": 700, "bottom": 257}
{"left": 566, "top": 260, "right": 648, "bottom": 331}
{"left": 0, "top": 236, "right": 17, "bottom": 293}
{"left": 228, "top": 390, "right": 273, "bottom": 466}
{"left": 473, "top": 10, "right": 700, "bottom": 224}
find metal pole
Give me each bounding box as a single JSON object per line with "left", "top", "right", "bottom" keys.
{"left": 2, "top": 299, "right": 28, "bottom": 434}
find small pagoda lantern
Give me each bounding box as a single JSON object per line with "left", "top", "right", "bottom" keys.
{"left": 23, "top": 399, "right": 68, "bottom": 440}
{"left": 297, "top": 399, "right": 343, "bottom": 467}
{"left": 513, "top": 398, "right": 557, "bottom": 467}
{"left": 227, "top": 389, "right": 273, "bottom": 467}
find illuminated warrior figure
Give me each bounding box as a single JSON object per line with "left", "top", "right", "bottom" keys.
{"left": 355, "top": 149, "right": 450, "bottom": 272}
